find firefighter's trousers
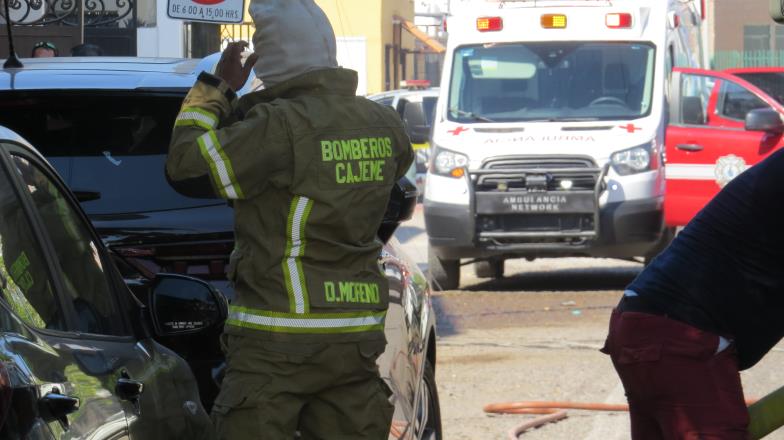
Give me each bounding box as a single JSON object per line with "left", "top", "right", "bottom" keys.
{"left": 211, "top": 335, "right": 394, "bottom": 440}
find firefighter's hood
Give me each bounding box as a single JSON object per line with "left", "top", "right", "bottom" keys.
{"left": 249, "top": 0, "right": 338, "bottom": 87}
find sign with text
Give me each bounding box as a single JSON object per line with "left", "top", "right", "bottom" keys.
{"left": 168, "top": 0, "right": 244, "bottom": 23}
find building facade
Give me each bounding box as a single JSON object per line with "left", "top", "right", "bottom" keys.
{"left": 219, "top": 0, "right": 418, "bottom": 94}
{"left": 711, "top": 0, "right": 783, "bottom": 53}
{"left": 317, "top": 0, "right": 415, "bottom": 95}
{"left": 2, "top": 0, "right": 424, "bottom": 95}
{"left": 316, "top": 0, "right": 414, "bottom": 95}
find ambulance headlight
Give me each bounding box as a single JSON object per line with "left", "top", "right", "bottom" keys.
{"left": 611, "top": 142, "right": 655, "bottom": 176}
{"left": 432, "top": 147, "right": 469, "bottom": 178}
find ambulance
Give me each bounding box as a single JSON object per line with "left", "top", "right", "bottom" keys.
{"left": 424, "top": 0, "right": 706, "bottom": 289}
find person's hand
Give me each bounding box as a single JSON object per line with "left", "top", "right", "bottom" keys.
{"left": 215, "top": 41, "right": 259, "bottom": 91}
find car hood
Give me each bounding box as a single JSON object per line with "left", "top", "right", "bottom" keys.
{"left": 92, "top": 203, "right": 235, "bottom": 247}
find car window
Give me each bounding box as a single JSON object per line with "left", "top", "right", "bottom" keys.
{"left": 376, "top": 96, "right": 395, "bottom": 107}
{"left": 0, "top": 154, "right": 66, "bottom": 331}
{"left": 716, "top": 80, "right": 770, "bottom": 121}
{"left": 11, "top": 155, "right": 125, "bottom": 336}
{"left": 422, "top": 97, "right": 438, "bottom": 127}
{"left": 734, "top": 72, "right": 784, "bottom": 105}
{"left": 678, "top": 73, "right": 714, "bottom": 125}
{"left": 396, "top": 98, "right": 410, "bottom": 119}
{"left": 0, "top": 93, "right": 223, "bottom": 216}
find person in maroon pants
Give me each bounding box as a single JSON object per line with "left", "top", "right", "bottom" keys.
{"left": 601, "top": 147, "right": 784, "bottom": 439}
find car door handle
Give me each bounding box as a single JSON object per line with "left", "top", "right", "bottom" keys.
{"left": 115, "top": 377, "right": 144, "bottom": 402}
{"left": 40, "top": 391, "right": 80, "bottom": 427}
{"left": 676, "top": 143, "right": 704, "bottom": 152}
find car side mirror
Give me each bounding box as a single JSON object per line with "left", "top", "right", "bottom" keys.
{"left": 149, "top": 274, "right": 228, "bottom": 337}
{"left": 377, "top": 176, "right": 418, "bottom": 243}
{"left": 745, "top": 108, "right": 784, "bottom": 133}
{"left": 408, "top": 127, "right": 430, "bottom": 145}
{"left": 403, "top": 102, "right": 430, "bottom": 145}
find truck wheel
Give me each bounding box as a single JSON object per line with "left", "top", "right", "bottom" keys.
{"left": 474, "top": 259, "right": 504, "bottom": 279}
{"left": 428, "top": 248, "right": 460, "bottom": 291}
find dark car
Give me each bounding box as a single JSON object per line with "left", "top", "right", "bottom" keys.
{"left": 0, "top": 56, "right": 441, "bottom": 440}
{"left": 0, "top": 124, "right": 221, "bottom": 438}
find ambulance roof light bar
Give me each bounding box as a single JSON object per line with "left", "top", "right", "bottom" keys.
{"left": 606, "top": 13, "right": 633, "bottom": 28}
{"left": 482, "top": 0, "right": 613, "bottom": 6}
{"left": 400, "top": 79, "right": 431, "bottom": 90}
{"left": 477, "top": 16, "right": 503, "bottom": 32}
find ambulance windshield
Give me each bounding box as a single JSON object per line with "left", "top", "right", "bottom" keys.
{"left": 448, "top": 42, "right": 656, "bottom": 123}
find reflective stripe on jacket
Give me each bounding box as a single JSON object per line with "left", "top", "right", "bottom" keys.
{"left": 166, "top": 68, "right": 414, "bottom": 342}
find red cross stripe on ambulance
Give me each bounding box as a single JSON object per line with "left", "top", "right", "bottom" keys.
{"left": 619, "top": 123, "right": 642, "bottom": 133}
{"left": 448, "top": 126, "right": 470, "bottom": 136}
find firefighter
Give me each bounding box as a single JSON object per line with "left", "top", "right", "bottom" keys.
{"left": 601, "top": 147, "right": 784, "bottom": 438}
{"left": 165, "top": 1, "right": 414, "bottom": 438}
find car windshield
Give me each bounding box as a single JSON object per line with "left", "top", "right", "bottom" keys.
{"left": 0, "top": 92, "right": 224, "bottom": 215}
{"left": 448, "top": 42, "right": 656, "bottom": 123}
{"left": 734, "top": 72, "right": 784, "bottom": 105}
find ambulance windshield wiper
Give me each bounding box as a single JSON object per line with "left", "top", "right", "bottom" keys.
{"left": 449, "top": 108, "right": 497, "bottom": 123}
{"left": 523, "top": 117, "right": 601, "bottom": 122}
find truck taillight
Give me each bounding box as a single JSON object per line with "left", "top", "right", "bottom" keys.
{"left": 541, "top": 14, "right": 567, "bottom": 29}
{"left": 477, "top": 16, "right": 502, "bottom": 32}
{"left": 606, "top": 13, "right": 632, "bottom": 29}
{"left": 668, "top": 12, "right": 680, "bottom": 29}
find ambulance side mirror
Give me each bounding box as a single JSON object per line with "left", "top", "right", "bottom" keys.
{"left": 745, "top": 108, "right": 784, "bottom": 133}
{"left": 377, "top": 177, "right": 417, "bottom": 243}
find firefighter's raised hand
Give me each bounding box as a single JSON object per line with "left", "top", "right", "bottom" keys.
{"left": 215, "top": 41, "right": 259, "bottom": 91}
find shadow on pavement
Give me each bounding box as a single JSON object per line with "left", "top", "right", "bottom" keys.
{"left": 432, "top": 295, "right": 461, "bottom": 337}
{"left": 432, "top": 264, "right": 642, "bottom": 337}
{"left": 464, "top": 265, "right": 641, "bottom": 292}
{"left": 395, "top": 225, "right": 426, "bottom": 245}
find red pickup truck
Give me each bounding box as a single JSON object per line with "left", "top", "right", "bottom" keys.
{"left": 664, "top": 67, "right": 784, "bottom": 226}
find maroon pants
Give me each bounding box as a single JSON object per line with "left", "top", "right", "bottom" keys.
{"left": 602, "top": 309, "right": 749, "bottom": 439}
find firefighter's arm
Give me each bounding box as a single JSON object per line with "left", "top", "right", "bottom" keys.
{"left": 166, "top": 72, "right": 291, "bottom": 200}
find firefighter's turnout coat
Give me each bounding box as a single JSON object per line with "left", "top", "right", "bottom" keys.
{"left": 166, "top": 68, "right": 414, "bottom": 343}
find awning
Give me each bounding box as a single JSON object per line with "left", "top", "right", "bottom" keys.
{"left": 395, "top": 15, "right": 445, "bottom": 54}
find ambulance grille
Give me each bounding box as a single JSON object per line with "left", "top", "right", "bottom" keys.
{"left": 473, "top": 156, "right": 601, "bottom": 192}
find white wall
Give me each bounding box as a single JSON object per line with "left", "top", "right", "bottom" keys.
{"left": 336, "top": 36, "right": 368, "bottom": 95}
{"left": 137, "top": 0, "right": 186, "bottom": 57}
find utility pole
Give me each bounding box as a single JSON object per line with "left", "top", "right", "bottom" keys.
{"left": 80, "top": 0, "right": 85, "bottom": 43}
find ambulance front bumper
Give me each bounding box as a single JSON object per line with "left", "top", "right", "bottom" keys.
{"left": 424, "top": 196, "right": 664, "bottom": 259}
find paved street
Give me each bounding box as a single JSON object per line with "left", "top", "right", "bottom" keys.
{"left": 395, "top": 206, "right": 784, "bottom": 439}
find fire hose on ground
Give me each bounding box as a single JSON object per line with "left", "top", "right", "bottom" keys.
{"left": 484, "top": 389, "right": 784, "bottom": 440}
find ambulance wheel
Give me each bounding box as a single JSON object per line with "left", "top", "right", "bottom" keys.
{"left": 474, "top": 259, "right": 504, "bottom": 279}
{"left": 428, "top": 248, "right": 459, "bottom": 291}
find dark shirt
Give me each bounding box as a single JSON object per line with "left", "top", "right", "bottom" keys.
{"left": 628, "top": 148, "right": 784, "bottom": 370}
